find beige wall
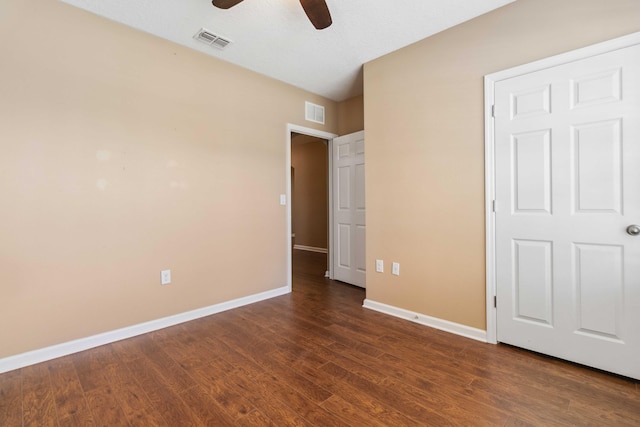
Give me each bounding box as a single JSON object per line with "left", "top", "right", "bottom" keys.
{"left": 364, "top": 0, "right": 640, "bottom": 329}
{"left": 0, "top": 0, "right": 338, "bottom": 359}
{"left": 337, "top": 95, "right": 365, "bottom": 135}
{"left": 291, "top": 136, "right": 328, "bottom": 250}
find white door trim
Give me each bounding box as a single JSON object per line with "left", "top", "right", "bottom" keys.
{"left": 484, "top": 31, "right": 640, "bottom": 345}
{"left": 286, "top": 124, "right": 338, "bottom": 291}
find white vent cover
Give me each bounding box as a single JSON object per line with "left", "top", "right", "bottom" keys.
{"left": 305, "top": 102, "right": 325, "bottom": 124}
{"left": 194, "top": 28, "right": 231, "bottom": 50}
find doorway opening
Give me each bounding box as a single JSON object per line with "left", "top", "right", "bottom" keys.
{"left": 291, "top": 132, "right": 330, "bottom": 283}
{"left": 285, "top": 124, "right": 337, "bottom": 291}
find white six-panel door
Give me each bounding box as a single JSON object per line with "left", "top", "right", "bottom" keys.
{"left": 333, "top": 131, "right": 366, "bottom": 287}
{"left": 494, "top": 44, "right": 640, "bottom": 379}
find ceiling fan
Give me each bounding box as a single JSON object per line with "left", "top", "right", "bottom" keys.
{"left": 211, "top": 0, "right": 332, "bottom": 30}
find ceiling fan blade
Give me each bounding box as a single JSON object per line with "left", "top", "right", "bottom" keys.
{"left": 211, "top": 0, "right": 244, "bottom": 9}
{"left": 299, "top": 0, "right": 332, "bottom": 30}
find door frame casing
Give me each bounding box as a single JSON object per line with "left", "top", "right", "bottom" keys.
{"left": 286, "top": 124, "right": 338, "bottom": 291}
{"left": 484, "top": 31, "right": 640, "bottom": 344}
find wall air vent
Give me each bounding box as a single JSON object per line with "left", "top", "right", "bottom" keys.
{"left": 305, "top": 101, "right": 325, "bottom": 125}
{"left": 194, "top": 28, "right": 232, "bottom": 50}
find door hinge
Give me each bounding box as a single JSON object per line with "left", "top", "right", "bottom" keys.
{"left": 491, "top": 105, "right": 495, "bottom": 118}
{"left": 494, "top": 295, "right": 497, "bottom": 308}
{"left": 492, "top": 200, "right": 496, "bottom": 212}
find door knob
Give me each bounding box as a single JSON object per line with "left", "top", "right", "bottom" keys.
{"left": 627, "top": 225, "right": 640, "bottom": 236}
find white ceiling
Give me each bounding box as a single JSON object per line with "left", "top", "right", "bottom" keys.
{"left": 60, "top": 0, "right": 515, "bottom": 102}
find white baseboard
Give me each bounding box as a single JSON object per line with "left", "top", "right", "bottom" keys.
{"left": 363, "top": 299, "right": 488, "bottom": 343}
{"left": 293, "top": 245, "right": 328, "bottom": 254}
{"left": 0, "top": 286, "right": 290, "bottom": 374}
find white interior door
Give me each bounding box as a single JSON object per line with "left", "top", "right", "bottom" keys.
{"left": 333, "top": 131, "right": 365, "bottom": 287}
{"left": 494, "top": 44, "right": 640, "bottom": 379}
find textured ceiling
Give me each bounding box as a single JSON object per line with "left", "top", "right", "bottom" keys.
{"left": 60, "top": 0, "right": 515, "bottom": 102}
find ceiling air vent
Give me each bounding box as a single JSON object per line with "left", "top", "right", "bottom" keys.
{"left": 305, "top": 101, "right": 325, "bottom": 125}
{"left": 194, "top": 28, "right": 232, "bottom": 50}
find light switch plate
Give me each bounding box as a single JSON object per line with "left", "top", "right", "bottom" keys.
{"left": 375, "top": 259, "right": 384, "bottom": 273}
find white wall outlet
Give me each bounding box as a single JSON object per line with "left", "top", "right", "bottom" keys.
{"left": 375, "top": 259, "right": 384, "bottom": 273}
{"left": 392, "top": 262, "right": 400, "bottom": 276}
{"left": 280, "top": 194, "right": 287, "bottom": 205}
{"left": 161, "top": 269, "right": 171, "bottom": 285}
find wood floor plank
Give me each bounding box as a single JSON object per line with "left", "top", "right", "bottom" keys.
{"left": 220, "top": 367, "right": 315, "bottom": 427}
{"left": 218, "top": 327, "right": 280, "bottom": 360}
{"left": 187, "top": 360, "right": 255, "bottom": 420}
{"left": 381, "top": 343, "right": 577, "bottom": 425}
{"left": 252, "top": 372, "right": 349, "bottom": 427}
{"left": 201, "top": 336, "right": 265, "bottom": 380}
{"left": 350, "top": 346, "right": 503, "bottom": 425}
{"left": 235, "top": 409, "right": 277, "bottom": 426}
{"left": 379, "top": 375, "right": 511, "bottom": 426}
{"left": 504, "top": 416, "right": 538, "bottom": 427}
{"left": 269, "top": 343, "right": 329, "bottom": 372}
{"left": 377, "top": 349, "right": 476, "bottom": 389}
{"left": 84, "top": 386, "right": 128, "bottom": 426}
{"left": 72, "top": 343, "right": 121, "bottom": 393}
{"left": 179, "top": 384, "right": 237, "bottom": 426}
{"left": 273, "top": 345, "right": 387, "bottom": 388}
{"left": 284, "top": 355, "right": 426, "bottom": 426}
{"left": 321, "top": 360, "right": 458, "bottom": 425}
{"left": 247, "top": 352, "right": 333, "bottom": 404}
{"left": 48, "top": 357, "right": 95, "bottom": 426}
{"left": 327, "top": 341, "right": 413, "bottom": 382}
{"left": 217, "top": 333, "right": 334, "bottom": 404}
{"left": 319, "top": 394, "right": 403, "bottom": 427}
{"left": 110, "top": 337, "right": 147, "bottom": 364}
{"left": 102, "top": 361, "right": 169, "bottom": 427}
{"left": 130, "top": 335, "right": 197, "bottom": 394}
{"left": 567, "top": 398, "right": 640, "bottom": 427}
{"left": 123, "top": 356, "right": 203, "bottom": 426}
{"left": 465, "top": 376, "right": 587, "bottom": 424}
{"left": 57, "top": 413, "right": 92, "bottom": 427}
{"left": 463, "top": 349, "right": 640, "bottom": 420}
{"left": 0, "top": 368, "right": 22, "bottom": 427}
{"left": 460, "top": 341, "right": 639, "bottom": 403}
{"left": 22, "top": 363, "right": 58, "bottom": 427}
{"left": 216, "top": 311, "right": 337, "bottom": 376}
{"left": 148, "top": 326, "right": 207, "bottom": 371}
{"left": 269, "top": 315, "right": 385, "bottom": 359}
{"left": 262, "top": 313, "right": 339, "bottom": 348}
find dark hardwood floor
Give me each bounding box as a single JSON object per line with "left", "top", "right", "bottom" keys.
{"left": 1, "top": 250, "right": 638, "bottom": 426}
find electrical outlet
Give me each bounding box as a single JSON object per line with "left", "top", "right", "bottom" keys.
{"left": 392, "top": 262, "right": 400, "bottom": 276}
{"left": 375, "top": 259, "right": 384, "bottom": 273}
{"left": 161, "top": 269, "right": 171, "bottom": 285}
